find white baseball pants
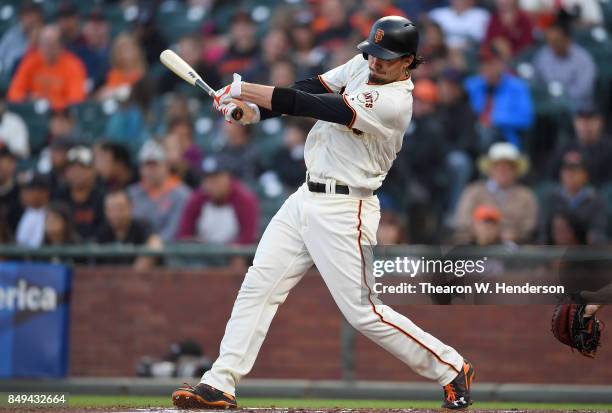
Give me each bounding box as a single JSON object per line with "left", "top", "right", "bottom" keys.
{"left": 202, "top": 183, "right": 464, "bottom": 395}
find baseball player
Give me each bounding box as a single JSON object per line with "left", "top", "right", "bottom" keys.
{"left": 173, "top": 16, "right": 474, "bottom": 410}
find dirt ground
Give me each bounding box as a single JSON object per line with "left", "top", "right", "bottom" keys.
{"left": 0, "top": 407, "right": 608, "bottom": 413}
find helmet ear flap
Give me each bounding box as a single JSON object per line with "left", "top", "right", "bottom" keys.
{"left": 362, "top": 52, "right": 368, "bottom": 60}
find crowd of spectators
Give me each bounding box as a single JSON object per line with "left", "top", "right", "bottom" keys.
{"left": 1, "top": 0, "right": 612, "bottom": 266}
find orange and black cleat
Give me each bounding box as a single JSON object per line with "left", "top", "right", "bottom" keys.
{"left": 172, "top": 382, "right": 238, "bottom": 410}
{"left": 442, "top": 360, "right": 475, "bottom": 410}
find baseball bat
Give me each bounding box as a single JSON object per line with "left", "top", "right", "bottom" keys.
{"left": 159, "top": 49, "right": 243, "bottom": 121}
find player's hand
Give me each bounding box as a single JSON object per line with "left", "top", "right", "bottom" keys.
{"left": 213, "top": 73, "right": 242, "bottom": 108}
{"left": 216, "top": 98, "right": 260, "bottom": 125}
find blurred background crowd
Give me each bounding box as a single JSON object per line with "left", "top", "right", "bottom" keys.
{"left": 1, "top": 0, "right": 612, "bottom": 269}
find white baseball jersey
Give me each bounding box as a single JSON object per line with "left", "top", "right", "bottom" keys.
{"left": 200, "top": 54, "right": 465, "bottom": 398}
{"left": 305, "top": 54, "right": 414, "bottom": 190}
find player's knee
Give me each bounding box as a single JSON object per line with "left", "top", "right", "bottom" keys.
{"left": 236, "top": 266, "right": 283, "bottom": 302}
{"left": 345, "top": 312, "right": 379, "bottom": 333}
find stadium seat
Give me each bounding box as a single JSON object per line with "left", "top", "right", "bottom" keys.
{"left": 252, "top": 118, "right": 284, "bottom": 169}
{"left": 69, "top": 100, "right": 111, "bottom": 142}
{"left": 156, "top": 2, "right": 205, "bottom": 44}
{"left": 7, "top": 102, "right": 50, "bottom": 155}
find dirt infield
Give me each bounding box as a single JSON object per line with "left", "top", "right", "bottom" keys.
{"left": 0, "top": 408, "right": 609, "bottom": 413}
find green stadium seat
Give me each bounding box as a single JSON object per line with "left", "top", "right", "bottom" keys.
{"left": 252, "top": 118, "right": 284, "bottom": 168}
{"left": 7, "top": 102, "right": 49, "bottom": 154}
{"left": 69, "top": 100, "right": 111, "bottom": 142}
{"left": 156, "top": 3, "right": 205, "bottom": 44}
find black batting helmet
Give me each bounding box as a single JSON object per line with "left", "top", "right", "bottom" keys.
{"left": 357, "top": 16, "right": 419, "bottom": 60}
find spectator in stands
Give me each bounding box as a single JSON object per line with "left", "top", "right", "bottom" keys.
{"left": 269, "top": 59, "right": 297, "bottom": 88}
{"left": 16, "top": 172, "right": 50, "bottom": 248}
{"left": 163, "top": 118, "right": 203, "bottom": 189}
{"left": 377, "top": 208, "right": 408, "bottom": 245}
{"left": 289, "top": 18, "right": 326, "bottom": 80}
{"left": 429, "top": 0, "right": 491, "bottom": 49}
{"left": 128, "top": 140, "right": 191, "bottom": 242}
{"left": 177, "top": 154, "right": 259, "bottom": 245}
{"left": 43, "top": 202, "right": 79, "bottom": 245}
{"left": 8, "top": 25, "right": 87, "bottom": 110}
{"left": 49, "top": 109, "right": 76, "bottom": 142}
{"left": 0, "top": 2, "right": 43, "bottom": 85}
{"left": 268, "top": 118, "right": 311, "bottom": 191}
{"left": 400, "top": 78, "right": 446, "bottom": 210}
{"left": 247, "top": 29, "right": 291, "bottom": 84}
{"left": 97, "top": 190, "right": 163, "bottom": 270}
{"left": 218, "top": 122, "right": 259, "bottom": 182}
{"left": 94, "top": 142, "right": 136, "bottom": 191}
{"left": 56, "top": 145, "right": 106, "bottom": 241}
{"left": 519, "top": 0, "right": 603, "bottom": 28}
{"left": 437, "top": 69, "right": 478, "bottom": 218}
{"left": 419, "top": 20, "right": 451, "bottom": 77}
{"left": 39, "top": 137, "right": 74, "bottom": 198}
{"left": 0, "top": 145, "right": 22, "bottom": 238}
{"left": 98, "top": 33, "right": 145, "bottom": 100}
{"left": 454, "top": 143, "right": 538, "bottom": 243}
{"left": 133, "top": 8, "right": 168, "bottom": 67}
{"left": 312, "top": 0, "right": 353, "bottom": 52}
{"left": 550, "top": 105, "right": 612, "bottom": 187}
{"left": 470, "top": 204, "right": 506, "bottom": 246}
{"left": 56, "top": 3, "right": 83, "bottom": 51}
{"left": 548, "top": 210, "right": 588, "bottom": 245}
{"left": 532, "top": 17, "right": 597, "bottom": 108}
{"left": 37, "top": 110, "right": 75, "bottom": 193}
{"left": 158, "top": 35, "right": 220, "bottom": 94}
{"left": 218, "top": 11, "right": 259, "bottom": 83}
{"left": 538, "top": 150, "right": 607, "bottom": 245}
{"left": 105, "top": 77, "right": 154, "bottom": 154}
{"left": 465, "top": 44, "right": 533, "bottom": 149}
{"left": 76, "top": 8, "right": 112, "bottom": 91}
{"left": 484, "top": 0, "right": 534, "bottom": 60}
{"left": 0, "top": 98, "right": 29, "bottom": 158}
{"left": 350, "top": 0, "right": 407, "bottom": 38}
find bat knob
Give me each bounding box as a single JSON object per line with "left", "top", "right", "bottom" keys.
{"left": 231, "top": 108, "right": 243, "bottom": 121}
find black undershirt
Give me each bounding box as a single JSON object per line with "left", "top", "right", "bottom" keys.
{"left": 259, "top": 77, "right": 354, "bottom": 127}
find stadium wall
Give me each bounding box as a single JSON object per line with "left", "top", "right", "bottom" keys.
{"left": 69, "top": 267, "right": 612, "bottom": 383}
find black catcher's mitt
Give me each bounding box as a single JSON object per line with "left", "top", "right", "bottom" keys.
{"left": 551, "top": 304, "right": 603, "bottom": 358}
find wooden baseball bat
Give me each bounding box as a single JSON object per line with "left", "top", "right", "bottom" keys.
{"left": 160, "top": 49, "right": 243, "bottom": 121}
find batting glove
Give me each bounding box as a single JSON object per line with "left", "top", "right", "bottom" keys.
{"left": 213, "top": 73, "right": 242, "bottom": 108}
{"left": 217, "top": 100, "right": 261, "bottom": 125}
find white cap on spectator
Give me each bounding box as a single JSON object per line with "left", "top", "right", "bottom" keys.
{"left": 478, "top": 142, "right": 530, "bottom": 177}
{"left": 67, "top": 146, "right": 94, "bottom": 167}
{"left": 138, "top": 140, "right": 166, "bottom": 163}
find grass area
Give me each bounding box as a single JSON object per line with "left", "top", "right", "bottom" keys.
{"left": 66, "top": 395, "right": 612, "bottom": 410}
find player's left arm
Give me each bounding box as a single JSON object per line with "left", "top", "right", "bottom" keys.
{"left": 236, "top": 83, "right": 355, "bottom": 126}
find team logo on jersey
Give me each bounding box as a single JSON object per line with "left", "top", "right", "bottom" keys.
{"left": 374, "top": 28, "right": 384, "bottom": 43}
{"left": 357, "top": 90, "right": 379, "bottom": 108}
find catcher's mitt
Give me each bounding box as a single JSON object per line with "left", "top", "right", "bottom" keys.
{"left": 551, "top": 304, "right": 603, "bottom": 358}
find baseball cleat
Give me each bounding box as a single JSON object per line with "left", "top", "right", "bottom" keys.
{"left": 442, "top": 360, "right": 475, "bottom": 410}
{"left": 172, "top": 382, "right": 237, "bottom": 409}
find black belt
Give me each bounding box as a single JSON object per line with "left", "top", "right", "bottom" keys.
{"left": 307, "top": 180, "right": 350, "bottom": 195}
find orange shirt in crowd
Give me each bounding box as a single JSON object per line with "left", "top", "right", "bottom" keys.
{"left": 7, "top": 49, "right": 87, "bottom": 110}
{"left": 104, "top": 68, "right": 144, "bottom": 89}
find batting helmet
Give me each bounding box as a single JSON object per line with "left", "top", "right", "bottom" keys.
{"left": 357, "top": 16, "right": 419, "bottom": 60}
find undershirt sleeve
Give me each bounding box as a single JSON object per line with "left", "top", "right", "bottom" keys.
{"left": 269, "top": 87, "right": 354, "bottom": 126}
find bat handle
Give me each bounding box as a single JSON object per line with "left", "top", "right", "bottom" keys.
{"left": 231, "top": 107, "right": 244, "bottom": 121}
